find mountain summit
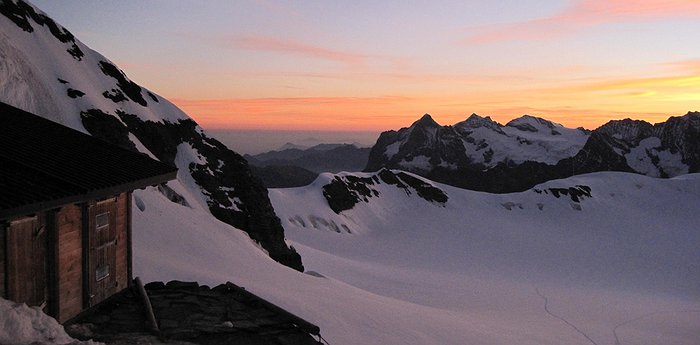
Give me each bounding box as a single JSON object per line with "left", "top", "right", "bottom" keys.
{"left": 413, "top": 113, "right": 440, "bottom": 128}
{"left": 366, "top": 112, "right": 700, "bottom": 192}
{"left": 567, "top": 112, "right": 700, "bottom": 177}
{"left": 366, "top": 113, "right": 588, "bottom": 172}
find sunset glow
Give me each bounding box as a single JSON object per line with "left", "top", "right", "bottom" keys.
{"left": 34, "top": 0, "right": 700, "bottom": 130}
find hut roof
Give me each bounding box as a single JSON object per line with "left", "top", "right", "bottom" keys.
{"left": 0, "top": 101, "right": 177, "bottom": 219}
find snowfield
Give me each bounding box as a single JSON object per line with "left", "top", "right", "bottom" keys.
{"left": 133, "top": 171, "right": 700, "bottom": 345}
{"left": 1, "top": 2, "right": 698, "bottom": 344}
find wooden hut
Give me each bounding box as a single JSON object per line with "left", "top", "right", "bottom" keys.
{"left": 0, "top": 101, "right": 177, "bottom": 322}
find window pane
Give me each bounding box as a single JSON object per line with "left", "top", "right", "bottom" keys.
{"left": 96, "top": 212, "right": 110, "bottom": 229}
{"left": 96, "top": 265, "right": 110, "bottom": 281}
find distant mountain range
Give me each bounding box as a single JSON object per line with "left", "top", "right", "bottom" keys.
{"left": 245, "top": 144, "right": 371, "bottom": 187}
{"left": 365, "top": 113, "right": 700, "bottom": 192}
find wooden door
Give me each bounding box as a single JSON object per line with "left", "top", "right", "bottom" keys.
{"left": 6, "top": 215, "right": 47, "bottom": 309}
{"left": 88, "top": 199, "right": 118, "bottom": 306}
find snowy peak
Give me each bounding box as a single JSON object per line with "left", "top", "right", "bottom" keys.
{"left": 411, "top": 113, "right": 440, "bottom": 128}
{"left": 455, "top": 113, "right": 504, "bottom": 132}
{"left": 661, "top": 111, "right": 700, "bottom": 143}
{"left": 679, "top": 110, "right": 700, "bottom": 121}
{"left": 366, "top": 112, "right": 589, "bottom": 179}
{"left": 566, "top": 113, "right": 700, "bottom": 178}
{"left": 596, "top": 118, "right": 653, "bottom": 143}
{"left": 506, "top": 115, "right": 559, "bottom": 133}
{"left": 366, "top": 110, "right": 700, "bottom": 192}
{"left": 0, "top": 0, "right": 84, "bottom": 61}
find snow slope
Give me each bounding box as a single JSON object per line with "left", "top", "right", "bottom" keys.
{"left": 267, "top": 171, "right": 700, "bottom": 345}
{"left": 132, "top": 184, "right": 485, "bottom": 345}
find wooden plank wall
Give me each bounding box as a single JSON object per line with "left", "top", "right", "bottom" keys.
{"left": 90, "top": 198, "right": 116, "bottom": 305}
{"left": 87, "top": 193, "right": 128, "bottom": 308}
{"left": 56, "top": 204, "right": 83, "bottom": 322}
{"left": 0, "top": 223, "right": 5, "bottom": 298}
{"left": 5, "top": 215, "right": 47, "bottom": 308}
{"left": 6, "top": 217, "right": 32, "bottom": 303}
{"left": 1, "top": 192, "right": 132, "bottom": 322}
{"left": 115, "top": 193, "right": 129, "bottom": 290}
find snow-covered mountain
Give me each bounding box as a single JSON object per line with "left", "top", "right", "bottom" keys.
{"left": 366, "top": 113, "right": 700, "bottom": 192}
{"left": 270, "top": 170, "right": 700, "bottom": 345}
{"left": 571, "top": 114, "right": 700, "bottom": 177}
{"left": 366, "top": 113, "right": 589, "bottom": 172}
{"left": 0, "top": 0, "right": 302, "bottom": 270}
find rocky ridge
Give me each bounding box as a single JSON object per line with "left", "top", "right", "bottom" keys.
{"left": 366, "top": 112, "right": 700, "bottom": 192}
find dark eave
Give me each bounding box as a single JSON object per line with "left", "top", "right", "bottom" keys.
{"left": 0, "top": 101, "right": 178, "bottom": 220}
{"left": 0, "top": 170, "right": 177, "bottom": 220}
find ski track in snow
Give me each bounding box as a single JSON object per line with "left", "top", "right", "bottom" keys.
{"left": 612, "top": 309, "right": 700, "bottom": 345}
{"left": 535, "top": 287, "right": 600, "bottom": 345}
{"left": 272, "top": 171, "right": 700, "bottom": 344}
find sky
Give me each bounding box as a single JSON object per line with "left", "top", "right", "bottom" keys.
{"left": 32, "top": 0, "right": 700, "bottom": 131}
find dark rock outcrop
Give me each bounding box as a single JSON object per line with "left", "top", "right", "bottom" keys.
{"left": 80, "top": 109, "right": 138, "bottom": 152}
{"left": 322, "top": 169, "right": 447, "bottom": 213}
{"left": 534, "top": 185, "right": 592, "bottom": 203}
{"left": 81, "top": 110, "right": 304, "bottom": 271}
{"left": 0, "top": 0, "right": 84, "bottom": 60}
{"left": 98, "top": 60, "right": 148, "bottom": 106}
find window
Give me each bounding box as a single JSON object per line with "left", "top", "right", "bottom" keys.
{"left": 96, "top": 265, "right": 110, "bottom": 281}
{"left": 96, "top": 212, "right": 109, "bottom": 231}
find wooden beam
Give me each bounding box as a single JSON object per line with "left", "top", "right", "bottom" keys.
{"left": 0, "top": 221, "right": 6, "bottom": 299}
{"left": 134, "top": 277, "right": 159, "bottom": 333}
{"left": 126, "top": 192, "right": 133, "bottom": 286}
{"left": 46, "top": 209, "right": 59, "bottom": 318}
{"left": 80, "top": 203, "right": 90, "bottom": 310}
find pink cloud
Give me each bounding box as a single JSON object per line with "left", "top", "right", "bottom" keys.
{"left": 465, "top": 0, "right": 700, "bottom": 44}
{"left": 665, "top": 59, "right": 700, "bottom": 73}
{"left": 567, "top": 0, "right": 700, "bottom": 19}
{"left": 228, "top": 35, "right": 412, "bottom": 70}
{"left": 230, "top": 35, "right": 368, "bottom": 65}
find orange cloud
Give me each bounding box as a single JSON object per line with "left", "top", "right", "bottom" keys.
{"left": 168, "top": 60, "right": 700, "bottom": 132}
{"left": 465, "top": 0, "right": 700, "bottom": 44}
{"left": 171, "top": 96, "right": 424, "bottom": 130}
{"left": 558, "top": 74, "right": 700, "bottom": 99}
